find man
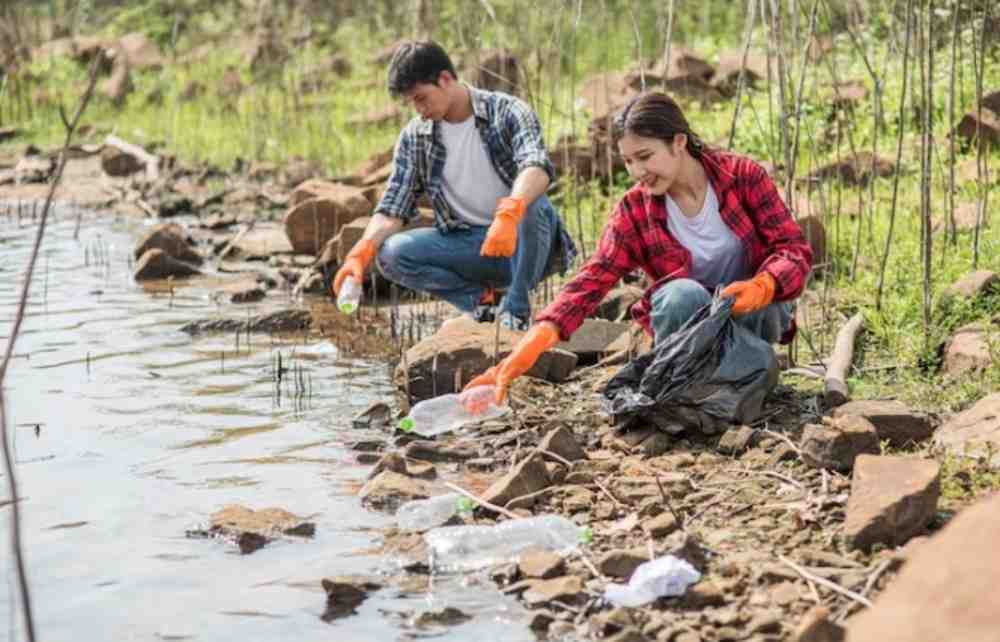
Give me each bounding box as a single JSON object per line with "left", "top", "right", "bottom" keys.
{"left": 332, "top": 41, "right": 575, "bottom": 330}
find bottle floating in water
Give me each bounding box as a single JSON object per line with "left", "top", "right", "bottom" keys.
{"left": 424, "top": 514, "right": 593, "bottom": 573}
{"left": 396, "top": 493, "right": 477, "bottom": 530}
{"left": 398, "top": 385, "right": 508, "bottom": 437}
{"left": 337, "top": 277, "right": 363, "bottom": 314}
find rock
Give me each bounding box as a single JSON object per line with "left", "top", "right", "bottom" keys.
{"left": 717, "top": 425, "right": 756, "bottom": 455}
{"left": 579, "top": 71, "right": 637, "bottom": 123}
{"left": 678, "top": 581, "right": 726, "bottom": 608}
{"left": 101, "top": 59, "right": 133, "bottom": 106}
{"left": 800, "top": 416, "right": 879, "bottom": 472}
{"left": 642, "top": 512, "right": 679, "bottom": 537}
{"left": 134, "top": 223, "right": 203, "bottom": 265}
{"left": 228, "top": 284, "right": 266, "bottom": 303}
{"left": 227, "top": 222, "right": 294, "bottom": 259}
{"left": 830, "top": 81, "right": 868, "bottom": 113}
{"left": 352, "top": 402, "right": 392, "bottom": 429}
{"left": 603, "top": 628, "right": 647, "bottom": 642}
{"left": 133, "top": 249, "right": 201, "bottom": 280}
{"left": 844, "top": 492, "right": 1000, "bottom": 642}
{"left": 395, "top": 317, "right": 578, "bottom": 403}
{"left": 794, "top": 606, "right": 844, "bottom": 642}
{"left": 798, "top": 215, "right": 828, "bottom": 267}
{"left": 13, "top": 155, "right": 54, "bottom": 183}
{"left": 805, "top": 152, "right": 895, "bottom": 186}
{"left": 100, "top": 144, "right": 140, "bottom": 178}
{"left": 748, "top": 613, "right": 783, "bottom": 635}
{"left": 367, "top": 453, "right": 436, "bottom": 481}
{"left": 561, "top": 488, "right": 594, "bottom": 513}
{"left": 283, "top": 187, "right": 372, "bottom": 255}
{"left": 157, "top": 195, "right": 193, "bottom": 218}
{"left": 650, "top": 45, "right": 715, "bottom": 82}
{"left": 521, "top": 575, "right": 584, "bottom": 607}
{"left": 555, "top": 319, "right": 632, "bottom": 363}
{"left": 597, "top": 548, "right": 649, "bottom": 579}
{"left": 178, "top": 309, "right": 311, "bottom": 335}
{"left": 941, "top": 321, "right": 995, "bottom": 376}
{"left": 518, "top": 549, "right": 566, "bottom": 579}
{"left": 402, "top": 440, "right": 477, "bottom": 462}
{"left": 942, "top": 270, "right": 999, "bottom": 300}
{"left": 410, "top": 607, "right": 472, "bottom": 629}
{"left": 832, "top": 400, "right": 934, "bottom": 447}
{"left": 594, "top": 285, "right": 644, "bottom": 322}
{"left": 467, "top": 48, "right": 520, "bottom": 95}
{"left": 843, "top": 455, "right": 940, "bottom": 552}
{"left": 538, "top": 426, "right": 586, "bottom": 462}
{"left": 663, "top": 531, "right": 707, "bottom": 572}
{"left": 208, "top": 505, "right": 314, "bottom": 537}
{"left": 953, "top": 108, "right": 1000, "bottom": 147}
{"left": 481, "top": 453, "right": 550, "bottom": 509}
{"left": 320, "top": 576, "right": 381, "bottom": 622}
{"left": 934, "top": 392, "right": 1000, "bottom": 469}
{"left": 712, "top": 50, "right": 768, "bottom": 91}
{"left": 358, "top": 470, "right": 431, "bottom": 510}
{"left": 983, "top": 90, "right": 1000, "bottom": 114}
{"left": 116, "top": 32, "right": 163, "bottom": 70}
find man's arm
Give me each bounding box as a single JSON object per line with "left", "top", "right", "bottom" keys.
{"left": 509, "top": 165, "right": 550, "bottom": 208}
{"left": 361, "top": 212, "right": 405, "bottom": 248}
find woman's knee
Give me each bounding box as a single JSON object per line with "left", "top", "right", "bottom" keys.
{"left": 651, "top": 279, "right": 710, "bottom": 312}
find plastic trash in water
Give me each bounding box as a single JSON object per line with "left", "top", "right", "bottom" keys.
{"left": 396, "top": 493, "right": 477, "bottom": 530}
{"left": 398, "top": 385, "right": 508, "bottom": 437}
{"left": 337, "top": 277, "right": 363, "bottom": 314}
{"left": 603, "top": 555, "right": 701, "bottom": 607}
{"left": 424, "top": 514, "right": 593, "bottom": 573}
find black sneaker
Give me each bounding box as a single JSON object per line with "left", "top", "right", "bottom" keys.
{"left": 471, "top": 303, "right": 496, "bottom": 323}
{"left": 497, "top": 310, "right": 530, "bottom": 331}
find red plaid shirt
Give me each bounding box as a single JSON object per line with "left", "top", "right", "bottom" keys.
{"left": 536, "top": 149, "right": 813, "bottom": 340}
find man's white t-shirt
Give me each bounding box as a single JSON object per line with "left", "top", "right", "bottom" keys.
{"left": 438, "top": 116, "right": 509, "bottom": 226}
{"left": 665, "top": 184, "right": 748, "bottom": 290}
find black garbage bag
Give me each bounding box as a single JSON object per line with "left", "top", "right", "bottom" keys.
{"left": 603, "top": 296, "right": 778, "bottom": 434}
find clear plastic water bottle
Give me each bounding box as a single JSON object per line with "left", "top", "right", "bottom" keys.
{"left": 424, "top": 514, "right": 593, "bottom": 573}
{"left": 603, "top": 555, "right": 701, "bottom": 607}
{"left": 337, "top": 276, "right": 363, "bottom": 314}
{"left": 396, "top": 493, "right": 477, "bottom": 530}
{"left": 398, "top": 385, "right": 508, "bottom": 437}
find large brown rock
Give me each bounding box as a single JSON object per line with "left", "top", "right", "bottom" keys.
{"left": 395, "top": 317, "right": 578, "bottom": 403}
{"left": 597, "top": 548, "right": 649, "bottom": 579}
{"left": 134, "top": 223, "right": 203, "bottom": 265}
{"left": 521, "top": 575, "right": 584, "bottom": 607}
{"left": 133, "top": 248, "right": 201, "bottom": 280}
{"left": 843, "top": 455, "right": 940, "bottom": 552}
{"left": 651, "top": 45, "right": 715, "bottom": 82}
{"left": 100, "top": 145, "right": 143, "bottom": 177}
{"left": 712, "top": 50, "right": 768, "bottom": 91}
{"left": 578, "top": 71, "right": 636, "bottom": 123}
{"left": 481, "top": 453, "right": 550, "bottom": 509}
{"left": 801, "top": 416, "right": 880, "bottom": 472}
{"left": 844, "top": 492, "right": 1000, "bottom": 642}
{"left": 831, "top": 400, "right": 934, "bottom": 447}
{"left": 942, "top": 270, "right": 998, "bottom": 301}
{"left": 941, "top": 321, "right": 995, "bottom": 376}
{"left": 555, "top": 319, "right": 631, "bottom": 363}
{"left": 116, "top": 32, "right": 164, "bottom": 70}
{"left": 101, "top": 59, "right": 133, "bottom": 106}
{"left": 227, "top": 222, "right": 294, "bottom": 259}
{"left": 538, "top": 426, "right": 586, "bottom": 463}
{"left": 283, "top": 183, "right": 372, "bottom": 255}
{"left": 953, "top": 108, "right": 1000, "bottom": 147}
{"left": 934, "top": 392, "right": 1000, "bottom": 469}
{"left": 467, "top": 48, "right": 520, "bottom": 95}
{"left": 358, "top": 470, "right": 432, "bottom": 510}
{"left": 805, "top": 152, "right": 895, "bottom": 186}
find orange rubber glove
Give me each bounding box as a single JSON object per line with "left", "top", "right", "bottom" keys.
{"left": 463, "top": 322, "right": 561, "bottom": 403}
{"left": 480, "top": 197, "right": 526, "bottom": 258}
{"left": 332, "top": 239, "right": 376, "bottom": 296}
{"left": 720, "top": 272, "right": 776, "bottom": 317}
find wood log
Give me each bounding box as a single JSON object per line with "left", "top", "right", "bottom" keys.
{"left": 824, "top": 312, "right": 864, "bottom": 407}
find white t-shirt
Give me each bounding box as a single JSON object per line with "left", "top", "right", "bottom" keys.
{"left": 438, "top": 116, "right": 510, "bottom": 226}
{"left": 665, "top": 184, "right": 748, "bottom": 290}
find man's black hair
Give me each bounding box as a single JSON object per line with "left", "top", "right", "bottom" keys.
{"left": 387, "top": 41, "right": 458, "bottom": 96}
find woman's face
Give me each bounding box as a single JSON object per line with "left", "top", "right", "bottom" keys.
{"left": 617, "top": 132, "right": 686, "bottom": 195}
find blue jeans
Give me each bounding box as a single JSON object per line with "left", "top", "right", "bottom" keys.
{"left": 650, "top": 278, "right": 793, "bottom": 345}
{"left": 376, "top": 196, "right": 557, "bottom": 318}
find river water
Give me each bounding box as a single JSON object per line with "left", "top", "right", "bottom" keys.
{"left": 0, "top": 204, "right": 536, "bottom": 642}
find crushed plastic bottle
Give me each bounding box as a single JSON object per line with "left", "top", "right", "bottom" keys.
{"left": 424, "top": 514, "right": 593, "bottom": 573}
{"left": 396, "top": 493, "right": 476, "bottom": 530}
{"left": 337, "top": 277, "right": 363, "bottom": 314}
{"left": 603, "top": 555, "right": 701, "bottom": 607}
{"left": 398, "top": 385, "right": 508, "bottom": 437}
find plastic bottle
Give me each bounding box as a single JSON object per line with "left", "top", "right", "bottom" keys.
{"left": 396, "top": 493, "right": 477, "bottom": 530}
{"left": 603, "top": 555, "right": 701, "bottom": 607}
{"left": 424, "top": 514, "right": 593, "bottom": 573}
{"left": 337, "top": 277, "right": 363, "bottom": 314}
{"left": 398, "top": 385, "right": 508, "bottom": 437}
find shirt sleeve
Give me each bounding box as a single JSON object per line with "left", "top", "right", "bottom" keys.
{"left": 740, "top": 159, "right": 813, "bottom": 300}
{"left": 535, "top": 201, "right": 640, "bottom": 340}
{"left": 373, "top": 128, "right": 421, "bottom": 223}
{"left": 502, "top": 96, "right": 556, "bottom": 183}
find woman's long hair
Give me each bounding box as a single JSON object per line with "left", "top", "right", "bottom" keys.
{"left": 612, "top": 92, "right": 706, "bottom": 159}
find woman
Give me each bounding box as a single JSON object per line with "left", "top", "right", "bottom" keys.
{"left": 466, "top": 91, "right": 812, "bottom": 403}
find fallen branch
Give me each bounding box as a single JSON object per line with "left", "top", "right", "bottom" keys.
{"left": 824, "top": 313, "right": 864, "bottom": 408}
{"left": 778, "top": 554, "right": 873, "bottom": 608}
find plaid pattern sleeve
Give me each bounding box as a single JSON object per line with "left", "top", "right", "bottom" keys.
{"left": 535, "top": 199, "right": 640, "bottom": 340}
{"left": 735, "top": 158, "right": 813, "bottom": 300}
{"left": 500, "top": 96, "right": 556, "bottom": 183}
{"left": 373, "top": 126, "right": 421, "bottom": 223}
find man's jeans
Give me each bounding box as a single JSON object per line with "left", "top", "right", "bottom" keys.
{"left": 376, "top": 196, "right": 557, "bottom": 318}
{"left": 650, "top": 278, "right": 793, "bottom": 345}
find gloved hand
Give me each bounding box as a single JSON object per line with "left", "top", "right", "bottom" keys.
{"left": 333, "top": 239, "right": 376, "bottom": 296}
{"left": 463, "top": 322, "right": 560, "bottom": 403}
{"left": 720, "top": 271, "right": 776, "bottom": 317}
{"left": 480, "top": 196, "right": 526, "bottom": 258}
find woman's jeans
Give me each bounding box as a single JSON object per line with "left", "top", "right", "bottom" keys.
{"left": 376, "top": 196, "right": 558, "bottom": 319}
{"left": 650, "top": 278, "right": 793, "bottom": 345}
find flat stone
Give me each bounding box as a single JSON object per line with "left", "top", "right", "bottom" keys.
{"left": 597, "top": 548, "right": 649, "bottom": 579}
{"left": 134, "top": 222, "right": 203, "bottom": 264}
{"left": 321, "top": 576, "right": 381, "bottom": 622}
{"left": 518, "top": 549, "right": 566, "bottom": 579}
{"left": 933, "top": 392, "right": 1000, "bottom": 468}
{"left": 844, "top": 492, "right": 1000, "bottom": 642}
{"left": 642, "top": 512, "right": 679, "bottom": 537}
{"left": 352, "top": 402, "right": 392, "bottom": 430}
{"left": 133, "top": 248, "right": 201, "bottom": 280}
{"left": 358, "top": 470, "right": 431, "bottom": 510}
{"left": 679, "top": 581, "right": 726, "bottom": 608}
{"left": 227, "top": 222, "right": 294, "bottom": 259}
{"left": 538, "top": 426, "right": 586, "bottom": 462}
{"left": 801, "top": 416, "right": 879, "bottom": 472}
{"left": 481, "top": 453, "right": 550, "bottom": 509}
{"left": 843, "top": 455, "right": 940, "bottom": 552}
{"left": 832, "top": 400, "right": 935, "bottom": 447}
{"left": 521, "top": 575, "right": 585, "bottom": 607}
{"left": 717, "top": 425, "right": 756, "bottom": 455}
{"left": 943, "top": 270, "right": 999, "bottom": 300}
{"left": 283, "top": 186, "right": 371, "bottom": 254}
{"left": 942, "top": 322, "right": 995, "bottom": 376}
{"left": 555, "top": 319, "right": 631, "bottom": 362}
{"left": 403, "top": 440, "right": 478, "bottom": 463}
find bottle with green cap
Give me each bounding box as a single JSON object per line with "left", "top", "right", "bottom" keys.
{"left": 337, "top": 276, "right": 363, "bottom": 314}
{"left": 398, "top": 385, "right": 508, "bottom": 437}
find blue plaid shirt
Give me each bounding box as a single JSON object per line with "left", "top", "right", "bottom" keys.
{"left": 375, "top": 85, "right": 576, "bottom": 275}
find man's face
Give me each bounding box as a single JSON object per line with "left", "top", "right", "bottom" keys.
{"left": 401, "top": 75, "right": 451, "bottom": 121}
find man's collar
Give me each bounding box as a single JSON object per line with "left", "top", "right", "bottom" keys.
{"left": 413, "top": 83, "right": 488, "bottom": 136}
